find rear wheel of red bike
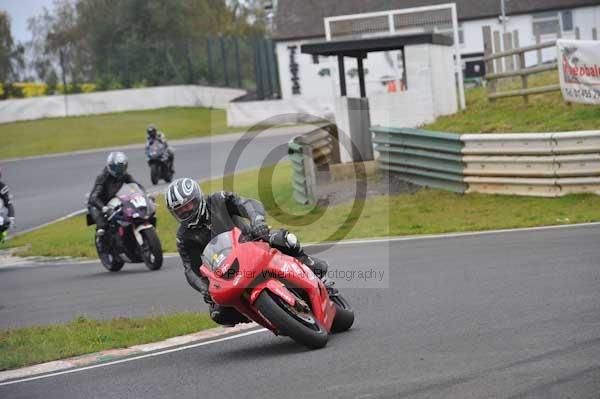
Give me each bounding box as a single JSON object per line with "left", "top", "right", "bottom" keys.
{"left": 330, "top": 294, "right": 354, "bottom": 333}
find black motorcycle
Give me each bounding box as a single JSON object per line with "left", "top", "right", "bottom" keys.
{"left": 147, "top": 141, "right": 174, "bottom": 185}
{"left": 87, "top": 183, "right": 163, "bottom": 272}
{"left": 0, "top": 201, "right": 9, "bottom": 242}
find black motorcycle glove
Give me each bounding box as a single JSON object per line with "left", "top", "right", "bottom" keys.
{"left": 251, "top": 216, "right": 269, "bottom": 239}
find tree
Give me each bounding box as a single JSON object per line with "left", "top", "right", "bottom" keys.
{"left": 0, "top": 12, "right": 25, "bottom": 98}
{"left": 26, "top": 0, "right": 266, "bottom": 89}
{"left": 45, "top": 68, "right": 58, "bottom": 94}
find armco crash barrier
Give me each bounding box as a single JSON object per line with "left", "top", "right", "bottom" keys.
{"left": 288, "top": 124, "right": 337, "bottom": 204}
{"left": 371, "top": 127, "right": 600, "bottom": 197}
{"left": 372, "top": 127, "right": 467, "bottom": 193}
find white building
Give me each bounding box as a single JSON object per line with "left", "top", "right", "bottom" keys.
{"left": 228, "top": 0, "right": 600, "bottom": 127}
{"left": 273, "top": 0, "right": 600, "bottom": 101}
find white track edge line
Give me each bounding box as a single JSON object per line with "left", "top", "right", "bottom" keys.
{"left": 0, "top": 328, "right": 267, "bottom": 387}
{"left": 305, "top": 221, "right": 600, "bottom": 248}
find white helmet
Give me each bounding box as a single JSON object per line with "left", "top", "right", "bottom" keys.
{"left": 106, "top": 151, "right": 128, "bottom": 178}
{"left": 165, "top": 178, "right": 207, "bottom": 227}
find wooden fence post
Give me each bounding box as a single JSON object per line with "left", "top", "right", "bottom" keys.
{"left": 513, "top": 31, "right": 528, "bottom": 105}
{"left": 536, "top": 33, "right": 542, "bottom": 65}
{"left": 493, "top": 30, "right": 503, "bottom": 74}
{"left": 513, "top": 30, "right": 521, "bottom": 68}
{"left": 482, "top": 26, "right": 496, "bottom": 101}
{"left": 503, "top": 32, "right": 515, "bottom": 72}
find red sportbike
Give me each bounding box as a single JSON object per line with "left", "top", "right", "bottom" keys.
{"left": 200, "top": 228, "right": 354, "bottom": 349}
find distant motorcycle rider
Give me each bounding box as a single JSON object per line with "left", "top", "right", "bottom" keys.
{"left": 145, "top": 124, "right": 174, "bottom": 173}
{"left": 0, "top": 167, "right": 16, "bottom": 239}
{"left": 88, "top": 152, "right": 141, "bottom": 247}
{"left": 165, "top": 177, "right": 329, "bottom": 326}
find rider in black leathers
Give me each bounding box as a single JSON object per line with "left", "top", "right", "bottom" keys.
{"left": 0, "top": 168, "right": 16, "bottom": 234}
{"left": 145, "top": 124, "right": 174, "bottom": 173}
{"left": 88, "top": 152, "right": 141, "bottom": 239}
{"left": 166, "top": 178, "right": 328, "bottom": 326}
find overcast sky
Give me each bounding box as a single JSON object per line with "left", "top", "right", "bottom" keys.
{"left": 1, "top": 0, "right": 55, "bottom": 43}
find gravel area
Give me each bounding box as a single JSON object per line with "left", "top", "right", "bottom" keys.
{"left": 316, "top": 172, "right": 421, "bottom": 206}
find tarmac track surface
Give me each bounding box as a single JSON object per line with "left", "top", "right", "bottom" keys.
{"left": 1, "top": 224, "right": 599, "bottom": 398}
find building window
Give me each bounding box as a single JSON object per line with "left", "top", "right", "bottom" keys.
{"left": 562, "top": 10, "right": 573, "bottom": 31}
{"left": 533, "top": 10, "right": 573, "bottom": 36}
{"left": 533, "top": 11, "right": 560, "bottom": 36}
{"left": 436, "top": 23, "right": 464, "bottom": 45}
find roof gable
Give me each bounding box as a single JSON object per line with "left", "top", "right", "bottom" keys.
{"left": 274, "top": 0, "right": 599, "bottom": 41}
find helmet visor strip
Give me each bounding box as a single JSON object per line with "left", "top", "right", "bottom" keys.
{"left": 173, "top": 197, "right": 200, "bottom": 222}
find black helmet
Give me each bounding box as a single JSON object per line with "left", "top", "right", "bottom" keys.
{"left": 166, "top": 178, "right": 207, "bottom": 227}
{"left": 147, "top": 124, "right": 158, "bottom": 140}
{"left": 106, "top": 151, "right": 128, "bottom": 178}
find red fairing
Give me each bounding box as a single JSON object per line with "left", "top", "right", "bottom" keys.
{"left": 199, "top": 228, "right": 336, "bottom": 333}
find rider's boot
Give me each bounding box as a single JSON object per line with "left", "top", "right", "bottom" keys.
{"left": 297, "top": 253, "right": 328, "bottom": 279}
{"left": 96, "top": 228, "right": 107, "bottom": 253}
{"left": 209, "top": 304, "right": 251, "bottom": 327}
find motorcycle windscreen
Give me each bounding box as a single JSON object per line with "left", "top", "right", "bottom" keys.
{"left": 149, "top": 142, "right": 165, "bottom": 157}
{"left": 201, "top": 231, "right": 233, "bottom": 271}
{"left": 116, "top": 183, "right": 154, "bottom": 217}
{"left": 116, "top": 183, "right": 145, "bottom": 198}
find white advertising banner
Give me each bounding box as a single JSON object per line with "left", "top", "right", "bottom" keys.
{"left": 557, "top": 39, "right": 600, "bottom": 105}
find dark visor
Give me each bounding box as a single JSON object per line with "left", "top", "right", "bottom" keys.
{"left": 173, "top": 197, "right": 199, "bottom": 222}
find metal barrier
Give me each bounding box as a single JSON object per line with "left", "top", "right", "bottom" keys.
{"left": 371, "top": 128, "right": 600, "bottom": 197}
{"left": 462, "top": 131, "right": 600, "bottom": 196}
{"left": 462, "top": 133, "right": 554, "bottom": 155}
{"left": 289, "top": 124, "right": 337, "bottom": 204}
{"left": 371, "top": 127, "right": 466, "bottom": 193}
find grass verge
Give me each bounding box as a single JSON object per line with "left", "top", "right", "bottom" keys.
{"left": 4, "top": 161, "right": 600, "bottom": 257}
{"left": 0, "top": 107, "right": 242, "bottom": 160}
{"left": 424, "top": 72, "right": 600, "bottom": 133}
{"left": 0, "top": 313, "right": 217, "bottom": 371}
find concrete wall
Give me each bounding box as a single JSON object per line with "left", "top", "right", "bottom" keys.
{"left": 370, "top": 44, "right": 457, "bottom": 129}
{"left": 276, "top": 40, "right": 405, "bottom": 101}
{"left": 233, "top": 43, "right": 457, "bottom": 129}
{"left": 227, "top": 96, "right": 334, "bottom": 127}
{"left": 0, "top": 85, "right": 246, "bottom": 124}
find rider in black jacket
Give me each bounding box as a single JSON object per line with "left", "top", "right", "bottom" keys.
{"left": 146, "top": 124, "right": 174, "bottom": 173}
{"left": 0, "top": 168, "right": 16, "bottom": 235}
{"left": 88, "top": 152, "right": 141, "bottom": 240}
{"left": 165, "top": 178, "right": 328, "bottom": 326}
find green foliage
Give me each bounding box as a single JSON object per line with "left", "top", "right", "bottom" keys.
{"left": 25, "top": 0, "right": 267, "bottom": 90}
{"left": 425, "top": 72, "right": 600, "bottom": 133}
{"left": 44, "top": 69, "right": 59, "bottom": 95}
{"left": 0, "top": 313, "right": 217, "bottom": 370}
{"left": 0, "top": 82, "right": 24, "bottom": 99}
{"left": 0, "top": 12, "right": 25, "bottom": 90}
